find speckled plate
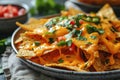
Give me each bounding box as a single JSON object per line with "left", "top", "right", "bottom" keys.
{"left": 11, "top": 23, "right": 120, "bottom": 80}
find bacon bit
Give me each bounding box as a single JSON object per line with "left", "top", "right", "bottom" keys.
{"left": 70, "top": 20, "right": 75, "bottom": 25}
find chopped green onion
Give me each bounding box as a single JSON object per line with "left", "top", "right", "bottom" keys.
{"left": 90, "top": 35, "right": 97, "bottom": 39}
{"left": 86, "top": 25, "right": 97, "bottom": 34}
{"left": 58, "top": 58, "right": 64, "bottom": 63}
{"left": 66, "top": 25, "right": 73, "bottom": 31}
{"left": 59, "top": 16, "right": 68, "bottom": 21}
{"left": 45, "top": 21, "right": 53, "bottom": 29}
{"left": 34, "top": 41, "right": 40, "bottom": 46}
{"left": 52, "top": 18, "right": 57, "bottom": 25}
{"left": 77, "top": 36, "right": 87, "bottom": 41}
{"left": 84, "top": 16, "right": 92, "bottom": 22}
{"left": 86, "top": 24, "right": 104, "bottom": 34}
{"left": 57, "top": 40, "right": 66, "bottom": 46}
{"left": 45, "top": 32, "right": 53, "bottom": 35}
{"left": 92, "top": 17, "right": 100, "bottom": 23}
{"left": 97, "top": 28, "right": 104, "bottom": 34}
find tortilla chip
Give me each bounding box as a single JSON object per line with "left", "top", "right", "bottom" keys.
{"left": 45, "top": 63, "right": 87, "bottom": 72}
{"left": 97, "top": 4, "right": 118, "bottom": 21}
{"left": 110, "top": 21, "right": 120, "bottom": 32}
{"left": 105, "top": 58, "right": 120, "bottom": 71}
{"left": 16, "top": 22, "right": 43, "bottom": 31}
{"left": 16, "top": 18, "right": 48, "bottom": 31}
{"left": 17, "top": 49, "right": 36, "bottom": 59}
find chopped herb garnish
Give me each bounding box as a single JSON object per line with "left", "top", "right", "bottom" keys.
{"left": 58, "top": 58, "right": 64, "bottom": 63}
{"left": 66, "top": 24, "right": 73, "bottom": 31}
{"left": 76, "top": 19, "right": 80, "bottom": 27}
{"left": 52, "top": 18, "right": 57, "bottom": 25}
{"left": 62, "top": 20, "right": 70, "bottom": 27}
{"left": 86, "top": 24, "right": 97, "bottom": 34}
{"left": 49, "top": 29, "right": 56, "bottom": 34}
{"left": 45, "top": 32, "right": 53, "bottom": 35}
{"left": 74, "top": 30, "right": 82, "bottom": 37}
{"left": 66, "top": 40, "right": 72, "bottom": 46}
{"left": 57, "top": 40, "right": 66, "bottom": 46}
{"left": 90, "top": 35, "right": 97, "bottom": 39}
{"left": 77, "top": 36, "right": 87, "bottom": 41}
{"left": 34, "top": 41, "right": 40, "bottom": 46}
{"left": 49, "top": 38, "right": 54, "bottom": 43}
{"left": 65, "top": 32, "right": 73, "bottom": 40}
{"left": 97, "top": 28, "right": 104, "bottom": 34}
{"left": 45, "top": 20, "right": 53, "bottom": 29}
{"left": 92, "top": 16, "right": 100, "bottom": 23}
{"left": 86, "top": 24, "right": 104, "bottom": 34}
{"left": 75, "top": 14, "right": 86, "bottom": 26}
{"left": 59, "top": 16, "right": 68, "bottom": 21}
{"left": 77, "top": 14, "right": 87, "bottom": 20}
{"left": 84, "top": 16, "right": 92, "bottom": 22}
{"left": 65, "top": 29, "right": 82, "bottom": 40}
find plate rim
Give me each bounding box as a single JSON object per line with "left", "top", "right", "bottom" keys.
{"left": 11, "top": 27, "right": 120, "bottom": 75}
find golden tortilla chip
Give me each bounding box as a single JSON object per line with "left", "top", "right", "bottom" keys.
{"left": 97, "top": 4, "right": 118, "bottom": 21}
{"left": 105, "top": 58, "right": 120, "bottom": 71}
{"left": 17, "top": 49, "right": 36, "bottom": 59}
{"left": 16, "top": 18, "right": 48, "bottom": 31}
{"left": 45, "top": 63, "right": 87, "bottom": 72}
{"left": 16, "top": 22, "right": 43, "bottom": 31}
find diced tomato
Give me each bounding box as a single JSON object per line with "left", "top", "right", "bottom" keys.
{"left": 79, "top": 20, "right": 84, "bottom": 24}
{"left": 58, "top": 36, "right": 66, "bottom": 41}
{"left": 12, "top": 7, "right": 18, "bottom": 16}
{"left": 69, "top": 43, "right": 75, "bottom": 51}
{"left": 7, "top": 5, "right": 12, "bottom": 11}
{"left": 4, "top": 13, "right": 13, "bottom": 18}
{"left": 2, "top": 6, "right": 8, "bottom": 13}
{"left": 70, "top": 20, "right": 75, "bottom": 25}
{"left": 18, "top": 8, "right": 25, "bottom": 16}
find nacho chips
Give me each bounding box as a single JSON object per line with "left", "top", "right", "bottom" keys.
{"left": 15, "top": 4, "right": 120, "bottom": 72}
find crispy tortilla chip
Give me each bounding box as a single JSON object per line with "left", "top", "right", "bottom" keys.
{"left": 97, "top": 4, "right": 118, "bottom": 21}
{"left": 105, "top": 58, "right": 120, "bottom": 71}
{"left": 17, "top": 49, "right": 36, "bottom": 59}
{"left": 16, "top": 18, "right": 48, "bottom": 31}
{"left": 45, "top": 63, "right": 87, "bottom": 72}
{"left": 94, "top": 58, "right": 120, "bottom": 71}
{"left": 28, "top": 18, "right": 49, "bottom": 25}
{"left": 110, "top": 21, "right": 120, "bottom": 32}
{"left": 16, "top": 22, "right": 43, "bottom": 31}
